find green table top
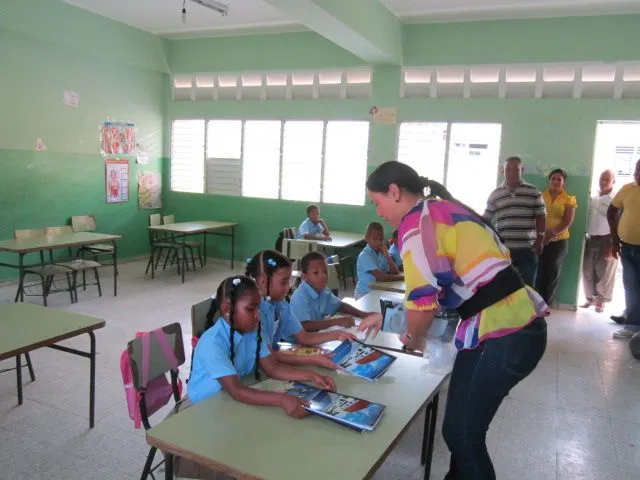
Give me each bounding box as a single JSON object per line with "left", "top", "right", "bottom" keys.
{"left": 148, "top": 220, "right": 238, "bottom": 234}
{"left": 301, "top": 231, "right": 364, "bottom": 249}
{"left": 147, "top": 353, "right": 446, "bottom": 480}
{"left": 0, "top": 303, "right": 105, "bottom": 360}
{"left": 0, "top": 232, "right": 120, "bottom": 254}
{"left": 371, "top": 280, "right": 405, "bottom": 294}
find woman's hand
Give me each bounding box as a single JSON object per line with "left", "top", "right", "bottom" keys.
{"left": 309, "top": 372, "right": 336, "bottom": 392}
{"left": 399, "top": 333, "right": 426, "bottom": 352}
{"left": 279, "top": 395, "right": 309, "bottom": 418}
{"left": 357, "top": 313, "right": 383, "bottom": 338}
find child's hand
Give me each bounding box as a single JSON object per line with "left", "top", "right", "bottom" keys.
{"left": 313, "top": 354, "right": 338, "bottom": 370}
{"left": 336, "top": 330, "right": 357, "bottom": 342}
{"left": 279, "top": 395, "right": 310, "bottom": 418}
{"left": 338, "top": 316, "right": 355, "bottom": 328}
{"left": 357, "top": 313, "right": 383, "bottom": 339}
{"left": 309, "top": 372, "right": 336, "bottom": 392}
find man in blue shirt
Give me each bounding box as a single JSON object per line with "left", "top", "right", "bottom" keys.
{"left": 296, "top": 204, "right": 331, "bottom": 241}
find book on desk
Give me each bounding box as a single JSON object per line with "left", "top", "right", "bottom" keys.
{"left": 330, "top": 339, "right": 397, "bottom": 381}
{"left": 255, "top": 379, "right": 385, "bottom": 432}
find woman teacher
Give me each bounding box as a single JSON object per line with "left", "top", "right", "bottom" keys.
{"left": 359, "top": 161, "right": 548, "bottom": 480}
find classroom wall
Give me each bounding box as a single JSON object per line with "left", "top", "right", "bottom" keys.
{"left": 164, "top": 15, "right": 640, "bottom": 307}
{"left": 0, "top": 0, "right": 169, "bottom": 280}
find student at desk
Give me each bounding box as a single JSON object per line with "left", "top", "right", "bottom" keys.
{"left": 360, "top": 161, "right": 548, "bottom": 480}
{"left": 290, "top": 251, "right": 377, "bottom": 331}
{"left": 354, "top": 222, "right": 402, "bottom": 299}
{"left": 296, "top": 204, "right": 331, "bottom": 241}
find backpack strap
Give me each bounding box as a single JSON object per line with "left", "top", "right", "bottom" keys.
{"left": 152, "top": 328, "right": 179, "bottom": 371}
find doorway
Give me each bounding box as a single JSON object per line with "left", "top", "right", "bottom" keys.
{"left": 581, "top": 120, "right": 640, "bottom": 312}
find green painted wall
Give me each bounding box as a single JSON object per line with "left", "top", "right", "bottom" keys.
{"left": 0, "top": 0, "right": 168, "bottom": 279}
{"left": 165, "top": 16, "right": 640, "bottom": 307}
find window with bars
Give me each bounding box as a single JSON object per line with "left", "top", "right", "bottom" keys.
{"left": 170, "top": 119, "right": 370, "bottom": 206}
{"left": 397, "top": 122, "right": 502, "bottom": 212}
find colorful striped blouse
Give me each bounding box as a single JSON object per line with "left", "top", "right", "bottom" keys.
{"left": 398, "top": 199, "right": 548, "bottom": 350}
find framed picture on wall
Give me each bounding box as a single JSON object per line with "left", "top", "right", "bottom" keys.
{"left": 105, "top": 158, "right": 129, "bottom": 203}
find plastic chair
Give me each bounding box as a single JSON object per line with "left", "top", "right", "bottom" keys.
{"left": 127, "top": 323, "right": 185, "bottom": 480}
{"left": 161, "top": 215, "right": 203, "bottom": 271}
{"left": 14, "top": 229, "right": 76, "bottom": 306}
{"left": 44, "top": 226, "right": 102, "bottom": 301}
{"left": 145, "top": 214, "right": 183, "bottom": 277}
{"left": 71, "top": 215, "right": 118, "bottom": 278}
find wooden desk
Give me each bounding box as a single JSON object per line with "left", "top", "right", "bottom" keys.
{"left": 0, "top": 303, "right": 105, "bottom": 427}
{"left": 147, "top": 353, "right": 448, "bottom": 480}
{"left": 0, "top": 232, "right": 121, "bottom": 298}
{"left": 147, "top": 221, "right": 238, "bottom": 284}
{"left": 302, "top": 230, "right": 364, "bottom": 249}
{"left": 371, "top": 280, "right": 405, "bottom": 294}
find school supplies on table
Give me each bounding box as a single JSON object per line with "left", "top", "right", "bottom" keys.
{"left": 330, "top": 339, "right": 396, "bottom": 381}
{"left": 277, "top": 342, "right": 331, "bottom": 356}
{"left": 255, "top": 379, "right": 385, "bottom": 432}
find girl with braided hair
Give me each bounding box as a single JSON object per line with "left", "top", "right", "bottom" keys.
{"left": 246, "top": 250, "right": 356, "bottom": 369}
{"left": 188, "top": 275, "right": 335, "bottom": 415}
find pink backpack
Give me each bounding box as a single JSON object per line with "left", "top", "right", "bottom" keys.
{"left": 120, "top": 329, "right": 183, "bottom": 429}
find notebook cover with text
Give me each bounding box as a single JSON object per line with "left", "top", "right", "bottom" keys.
{"left": 330, "top": 339, "right": 397, "bottom": 381}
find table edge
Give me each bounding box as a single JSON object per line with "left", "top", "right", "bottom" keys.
{"left": 0, "top": 321, "right": 105, "bottom": 361}
{"left": 0, "top": 235, "right": 121, "bottom": 254}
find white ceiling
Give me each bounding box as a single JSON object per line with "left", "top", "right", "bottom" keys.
{"left": 64, "top": 0, "right": 640, "bottom": 38}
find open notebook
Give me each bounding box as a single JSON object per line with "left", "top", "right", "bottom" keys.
{"left": 255, "top": 379, "right": 385, "bottom": 432}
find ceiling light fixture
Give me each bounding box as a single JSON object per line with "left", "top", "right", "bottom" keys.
{"left": 181, "top": 0, "right": 187, "bottom": 23}
{"left": 189, "top": 0, "right": 229, "bottom": 16}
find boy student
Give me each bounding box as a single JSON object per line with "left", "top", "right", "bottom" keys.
{"left": 388, "top": 229, "right": 403, "bottom": 269}
{"left": 290, "top": 251, "right": 377, "bottom": 331}
{"left": 355, "top": 222, "right": 403, "bottom": 298}
{"left": 296, "top": 204, "right": 331, "bottom": 241}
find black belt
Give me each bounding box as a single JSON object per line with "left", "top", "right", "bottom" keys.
{"left": 456, "top": 265, "right": 525, "bottom": 319}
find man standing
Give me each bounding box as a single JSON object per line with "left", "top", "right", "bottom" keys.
{"left": 582, "top": 170, "right": 617, "bottom": 313}
{"left": 608, "top": 159, "right": 640, "bottom": 339}
{"left": 484, "top": 156, "right": 546, "bottom": 286}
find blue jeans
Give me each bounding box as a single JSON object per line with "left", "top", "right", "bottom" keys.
{"left": 443, "top": 318, "right": 547, "bottom": 480}
{"left": 510, "top": 248, "right": 538, "bottom": 287}
{"left": 621, "top": 244, "right": 640, "bottom": 328}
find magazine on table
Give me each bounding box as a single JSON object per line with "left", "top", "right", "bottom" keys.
{"left": 254, "top": 379, "right": 385, "bottom": 432}
{"left": 329, "top": 339, "right": 397, "bottom": 381}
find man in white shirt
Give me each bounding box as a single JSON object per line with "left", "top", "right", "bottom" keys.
{"left": 581, "top": 169, "right": 617, "bottom": 312}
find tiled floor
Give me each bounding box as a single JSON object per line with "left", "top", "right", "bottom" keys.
{"left": 1, "top": 258, "right": 639, "bottom": 480}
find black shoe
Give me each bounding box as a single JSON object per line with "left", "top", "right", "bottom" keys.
{"left": 610, "top": 315, "right": 626, "bottom": 324}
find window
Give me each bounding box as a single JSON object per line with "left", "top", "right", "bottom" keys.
{"left": 397, "top": 122, "right": 502, "bottom": 212}
{"left": 242, "top": 121, "right": 282, "bottom": 199}
{"left": 171, "top": 120, "right": 205, "bottom": 193}
{"left": 281, "top": 121, "right": 324, "bottom": 202}
{"left": 170, "top": 119, "right": 370, "bottom": 205}
{"left": 323, "top": 121, "right": 369, "bottom": 205}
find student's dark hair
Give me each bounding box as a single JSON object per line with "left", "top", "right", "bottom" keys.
{"left": 366, "top": 221, "right": 384, "bottom": 236}
{"left": 245, "top": 249, "right": 291, "bottom": 300}
{"left": 366, "top": 160, "right": 501, "bottom": 239}
{"left": 215, "top": 275, "right": 262, "bottom": 380}
{"left": 306, "top": 204, "right": 319, "bottom": 215}
{"left": 391, "top": 229, "right": 399, "bottom": 241}
{"left": 300, "top": 251, "right": 326, "bottom": 274}
{"left": 548, "top": 168, "right": 568, "bottom": 181}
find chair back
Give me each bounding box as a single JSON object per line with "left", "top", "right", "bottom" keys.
{"left": 191, "top": 297, "right": 217, "bottom": 340}
{"left": 283, "top": 239, "right": 317, "bottom": 261}
{"left": 127, "top": 323, "right": 185, "bottom": 391}
{"left": 327, "top": 262, "right": 341, "bottom": 292}
{"left": 283, "top": 227, "right": 296, "bottom": 239}
{"left": 149, "top": 214, "right": 162, "bottom": 227}
{"left": 162, "top": 215, "right": 176, "bottom": 225}
{"left": 45, "top": 226, "right": 73, "bottom": 236}
{"left": 71, "top": 215, "right": 97, "bottom": 233}
{"left": 15, "top": 229, "right": 45, "bottom": 240}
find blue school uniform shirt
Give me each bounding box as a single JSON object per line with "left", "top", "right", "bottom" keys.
{"left": 260, "top": 298, "right": 303, "bottom": 349}
{"left": 188, "top": 317, "right": 270, "bottom": 404}
{"left": 290, "top": 281, "right": 343, "bottom": 323}
{"left": 355, "top": 244, "right": 390, "bottom": 297}
{"left": 296, "top": 218, "right": 324, "bottom": 239}
{"left": 389, "top": 243, "right": 402, "bottom": 267}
